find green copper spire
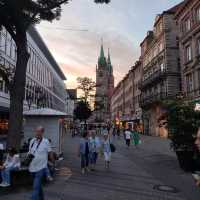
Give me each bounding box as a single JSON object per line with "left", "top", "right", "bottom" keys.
{"left": 100, "top": 39, "right": 105, "bottom": 58}
{"left": 98, "top": 39, "right": 107, "bottom": 67}
{"left": 107, "top": 48, "right": 113, "bottom": 73}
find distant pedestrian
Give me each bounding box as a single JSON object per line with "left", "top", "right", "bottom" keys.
{"left": 102, "top": 133, "right": 112, "bottom": 169}
{"left": 78, "top": 132, "right": 90, "bottom": 174}
{"left": 117, "top": 128, "right": 120, "bottom": 139}
{"left": 28, "top": 126, "right": 53, "bottom": 200}
{"left": 125, "top": 128, "right": 132, "bottom": 148}
{"left": 89, "top": 131, "right": 100, "bottom": 171}
{"left": 132, "top": 126, "right": 141, "bottom": 148}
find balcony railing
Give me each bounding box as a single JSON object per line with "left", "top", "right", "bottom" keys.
{"left": 139, "top": 92, "right": 169, "bottom": 107}
{"left": 185, "top": 88, "right": 200, "bottom": 101}
{"left": 140, "top": 69, "right": 167, "bottom": 90}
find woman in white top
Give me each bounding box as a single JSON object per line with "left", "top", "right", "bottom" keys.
{"left": 102, "top": 133, "right": 112, "bottom": 169}
{"left": 0, "top": 148, "right": 20, "bottom": 187}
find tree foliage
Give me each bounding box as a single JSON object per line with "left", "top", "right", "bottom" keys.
{"left": 74, "top": 101, "right": 92, "bottom": 122}
{"left": 77, "top": 77, "right": 96, "bottom": 103}
{"left": 163, "top": 98, "right": 200, "bottom": 151}
{"left": 0, "top": 0, "right": 110, "bottom": 149}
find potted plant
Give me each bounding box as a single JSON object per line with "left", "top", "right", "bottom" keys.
{"left": 163, "top": 98, "right": 200, "bottom": 172}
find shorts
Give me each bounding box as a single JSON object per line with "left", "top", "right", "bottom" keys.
{"left": 104, "top": 152, "right": 111, "bottom": 162}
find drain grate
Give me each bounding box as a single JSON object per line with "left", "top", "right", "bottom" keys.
{"left": 153, "top": 185, "right": 179, "bottom": 193}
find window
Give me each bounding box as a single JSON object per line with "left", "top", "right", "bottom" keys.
{"left": 185, "top": 18, "right": 191, "bottom": 32}
{"left": 0, "top": 76, "right": 4, "bottom": 91}
{"left": 186, "top": 73, "right": 194, "bottom": 92}
{"left": 197, "top": 38, "right": 200, "bottom": 55}
{"left": 185, "top": 45, "right": 192, "bottom": 62}
{"left": 197, "top": 7, "right": 200, "bottom": 22}
{"left": 160, "top": 63, "right": 165, "bottom": 72}
{"left": 198, "top": 69, "right": 200, "bottom": 89}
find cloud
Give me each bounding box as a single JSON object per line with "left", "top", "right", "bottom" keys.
{"left": 37, "top": 0, "right": 183, "bottom": 88}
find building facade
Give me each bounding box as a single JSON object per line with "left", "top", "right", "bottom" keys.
{"left": 111, "top": 61, "right": 142, "bottom": 129}
{"left": 175, "top": 0, "right": 200, "bottom": 102}
{"left": 95, "top": 44, "right": 114, "bottom": 123}
{"left": 0, "top": 26, "right": 67, "bottom": 137}
{"left": 140, "top": 4, "right": 182, "bottom": 136}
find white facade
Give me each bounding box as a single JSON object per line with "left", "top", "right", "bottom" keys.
{"left": 0, "top": 26, "right": 68, "bottom": 137}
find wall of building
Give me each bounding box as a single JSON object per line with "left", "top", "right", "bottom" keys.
{"left": 0, "top": 26, "right": 67, "bottom": 137}
{"left": 176, "top": 0, "right": 200, "bottom": 101}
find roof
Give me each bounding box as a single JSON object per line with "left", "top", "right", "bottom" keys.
{"left": 23, "top": 108, "right": 67, "bottom": 116}
{"left": 28, "top": 26, "right": 66, "bottom": 80}
{"left": 175, "top": 0, "right": 193, "bottom": 19}
{"left": 165, "top": 1, "right": 185, "bottom": 14}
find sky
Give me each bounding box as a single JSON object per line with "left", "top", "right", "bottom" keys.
{"left": 37, "top": 0, "right": 183, "bottom": 89}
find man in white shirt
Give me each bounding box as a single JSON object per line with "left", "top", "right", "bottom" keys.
{"left": 125, "top": 128, "right": 132, "bottom": 148}
{"left": 29, "top": 126, "right": 53, "bottom": 200}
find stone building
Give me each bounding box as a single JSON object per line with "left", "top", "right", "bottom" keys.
{"left": 175, "top": 0, "right": 200, "bottom": 102}
{"left": 140, "top": 4, "right": 183, "bottom": 136}
{"left": 95, "top": 44, "right": 114, "bottom": 123}
{"left": 111, "top": 61, "right": 142, "bottom": 129}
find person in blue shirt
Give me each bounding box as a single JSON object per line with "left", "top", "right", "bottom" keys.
{"left": 89, "top": 130, "right": 100, "bottom": 171}
{"left": 78, "top": 132, "right": 90, "bottom": 174}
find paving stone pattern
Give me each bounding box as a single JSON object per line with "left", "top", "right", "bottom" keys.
{"left": 1, "top": 134, "right": 200, "bottom": 200}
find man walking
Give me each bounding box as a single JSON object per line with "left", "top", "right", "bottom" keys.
{"left": 29, "top": 126, "right": 53, "bottom": 200}
{"left": 124, "top": 127, "right": 132, "bottom": 148}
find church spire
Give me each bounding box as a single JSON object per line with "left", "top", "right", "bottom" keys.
{"left": 107, "top": 48, "right": 111, "bottom": 64}
{"left": 100, "top": 38, "right": 105, "bottom": 58}
{"left": 98, "top": 38, "right": 107, "bottom": 67}
{"left": 107, "top": 48, "right": 113, "bottom": 74}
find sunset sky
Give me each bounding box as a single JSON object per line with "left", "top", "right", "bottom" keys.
{"left": 36, "top": 0, "right": 182, "bottom": 89}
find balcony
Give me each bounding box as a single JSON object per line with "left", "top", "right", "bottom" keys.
{"left": 140, "top": 69, "right": 167, "bottom": 90}
{"left": 139, "top": 92, "right": 169, "bottom": 108}
{"left": 185, "top": 88, "right": 200, "bottom": 102}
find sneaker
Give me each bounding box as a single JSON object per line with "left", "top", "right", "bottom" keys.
{"left": 0, "top": 183, "right": 5, "bottom": 187}
{"left": 86, "top": 167, "right": 90, "bottom": 172}
{"left": 0, "top": 182, "right": 10, "bottom": 187}
{"left": 81, "top": 169, "right": 85, "bottom": 174}
{"left": 47, "top": 176, "right": 54, "bottom": 182}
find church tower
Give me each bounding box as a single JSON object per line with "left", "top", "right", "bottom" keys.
{"left": 95, "top": 42, "right": 114, "bottom": 123}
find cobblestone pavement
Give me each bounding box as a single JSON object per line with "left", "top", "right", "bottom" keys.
{"left": 1, "top": 134, "right": 200, "bottom": 200}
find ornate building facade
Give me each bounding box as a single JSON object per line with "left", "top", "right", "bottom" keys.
{"left": 140, "top": 4, "right": 183, "bottom": 136}
{"left": 95, "top": 43, "right": 114, "bottom": 123}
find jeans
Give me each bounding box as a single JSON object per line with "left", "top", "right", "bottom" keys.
{"left": 44, "top": 167, "right": 51, "bottom": 178}
{"left": 32, "top": 168, "right": 46, "bottom": 200}
{"left": 81, "top": 154, "right": 89, "bottom": 169}
{"left": 89, "top": 152, "right": 98, "bottom": 165}
{"left": 1, "top": 166, "right": 18, "bottom": 184}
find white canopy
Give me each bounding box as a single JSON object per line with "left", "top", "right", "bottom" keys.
{"left": 23, "top": 108, "right": 67, "bottom": 116}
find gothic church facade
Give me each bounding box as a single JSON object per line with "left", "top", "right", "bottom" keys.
{"left": 95, "top": 43, "right": 114, "bottom": 123}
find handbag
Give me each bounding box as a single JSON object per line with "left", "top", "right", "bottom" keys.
{"left": 22, "top": 139, "right": 42, "bottom": 167}
{"left": 110, "top": 143, "right": 116, "bottom": 153}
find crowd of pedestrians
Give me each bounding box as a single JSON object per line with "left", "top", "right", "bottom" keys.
{"left": 77, "top": 124, "right": 142, "bottom": 174}
{"left": 78, "top": 128, "right": 113, "bottom": 174}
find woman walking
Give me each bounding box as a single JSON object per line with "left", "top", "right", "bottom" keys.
{"left": 132, "top": 125, "right": 141, "bottom": 148}
{"left": 78, "top": 132, "right": 90, "bottom": 174}
{"left": 89, "top": 131, "right": 100, "bottom": 171}
{"left": 102, "top": 133, "right": 112, "bottom": 169}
